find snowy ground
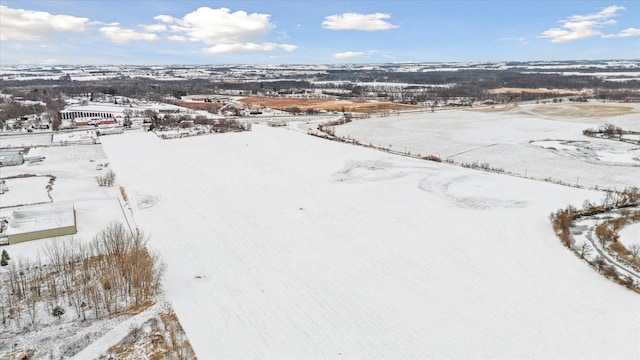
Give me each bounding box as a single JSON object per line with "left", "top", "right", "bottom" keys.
{"left": 333, "top": 103, "right": 640, "bottom": 190}
{"left": 0, "top": 132, "right": 52, "bottom": 148}
{"left": 531, "top": 139, "right": 640, "bottom": 166}
{"left": 0, "top": 176, "right": 51, "bottom": 208}
{"left": 2, "top": 102, "right": 637, "bottom": 358}
{"left": 620, "top": 222, "right": 640, "bottom": 249}
{"left": 52, "top": 130, "right": 99, "bottom": 145}
{"left": 101, "top": 124, "right": 639, "bottom": 359}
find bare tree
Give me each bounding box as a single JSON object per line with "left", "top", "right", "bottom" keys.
{"left": 577, "top": 242, "right": 593, "bottom": 259}
{"left": 629, "top": 243, "right": 640, "bottom": 260}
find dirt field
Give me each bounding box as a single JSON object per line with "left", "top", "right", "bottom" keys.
{"left": 239, "top": 97, "right": 420, "bottom": 113}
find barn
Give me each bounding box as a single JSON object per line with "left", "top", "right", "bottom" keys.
{"left": 0, "top": 149, "right": 24, "bottom": 167}
{"left": 6, "top": 204, "right": 77, "bottom": 245}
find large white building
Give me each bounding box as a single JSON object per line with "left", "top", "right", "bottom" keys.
{"left": 59, "top": 101, "right": 190, "bottom": 121}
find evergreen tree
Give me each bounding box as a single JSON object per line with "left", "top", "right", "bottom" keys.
{"left": 0, "top": 249, "right": 8, "bottom": 266}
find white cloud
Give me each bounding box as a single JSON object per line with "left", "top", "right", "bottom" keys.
{"left": 153, "top": 15, "right": 175, "bottom": 23}
{"left": 323, "top": 13, "right": 398, "bottom": 31}
{"left": 540, "top": 22, "right": 603, "bottom": 42}
{"left": 568, "top": 5, "right": 625, "bottom": 21}
{"left": 279, "top": 44, "right": 298, "bottom": 52}
{"left": 204, "top": 42, "right": 297, "bottom": 54}
{"left": 540, "top": 5, "right": 626, "bottom": 42}
{"left": 333, "top": 51, "right": 365, "bottom": 60}
{"left": 141, "top": 24, "right": 168, "bottom": 32}
{"left": 495, "top": 36, "right": 527, "bottom": 43}
{"left": 0, "top": 5, "right": 88, "bottom": 41}
{"left": 167, "top": 35, "right": 188, "bottom": 42}
{"left": 99, "top": 26, "right": 157, "bottom": 44}
{"left": 619, "top": 27, "right": 640, "bottom": 37}
{"left": 151, "top": 7, "right": 294, "bottom": 53}
{"left": 277, "top": 31, "right": 290, "bottom": 40}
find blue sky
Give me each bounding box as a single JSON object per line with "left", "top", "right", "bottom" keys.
{"left": 1, "top": 1, "right": 638, "bottom": 64}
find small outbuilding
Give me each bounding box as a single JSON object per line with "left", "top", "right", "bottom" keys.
{"left": 267, "top": 118, "right": 287, "bottom": 127}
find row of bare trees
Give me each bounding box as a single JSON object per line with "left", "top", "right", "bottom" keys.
{"left": 0, "top": 222, "right": 165, "bottom": 330}
{"left": 583, "top": 124, "right": 640, "bottom": 145}
{"left": 551, "top": 187, "right": 640, "bottom": 248}
{"left": 549, "top": 187, "right": 640, "bottom": 290}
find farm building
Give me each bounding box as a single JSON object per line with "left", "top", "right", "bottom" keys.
{"left": 6, "top": 204, "right": 76, "bottom": 245}
{"left": 0, "top": 149, "right": 24, "bottom": 167}
{"left": 267, "top": 118, "right": 287, "bottom": 127}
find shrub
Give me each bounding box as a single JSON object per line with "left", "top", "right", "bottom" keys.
{"left": 422, "top": 155, "right": 442, "bottom": 162}
{"left": 96, "top": 169, "right": 116, "bottom": 187}
{"left": 1, "top": 249, "right": 8, "bottom": 266}
{"left": 600, "top": 123, "right": 622, "bottom": 138}
{"left": 601, "top": 265, "right": 617, "bottom": 279}
{"left": 620, "top": 275, "right": 636, "bottom": 289}
{"left": 52, "top": 305, "right": 65, "bottom": 319}
{"left": 609, "top": 242, "right": 630, "bottom": 258}
{"left": 595, "top": 223, "right": 618, "bottom": 246}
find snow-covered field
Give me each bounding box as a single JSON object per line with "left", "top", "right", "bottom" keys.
{"left": 0, "top": 176, "right": 51, "bottom": 207}
{"left": 334, "top": 103, "right": 640, "bottom": 190}
{"left": 531, "top": 139, "right": 640, "bottom": 166}
{"left": 0, "top": 133, "right": 52, "bottom": 148}
{"left": 101, "top": 122, "right": 639, "bottom": 359}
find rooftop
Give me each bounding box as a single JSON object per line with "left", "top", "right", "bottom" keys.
{"left": 8, "top": 203, "right": 75, "bottom": 235}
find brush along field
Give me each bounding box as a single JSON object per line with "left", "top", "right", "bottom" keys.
{"left": 101, "top": 113, "right": 639, "bottom": 358}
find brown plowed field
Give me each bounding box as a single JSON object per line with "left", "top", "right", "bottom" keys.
{"left": 239, "top": 97, "right": 419, "bottom": 113}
